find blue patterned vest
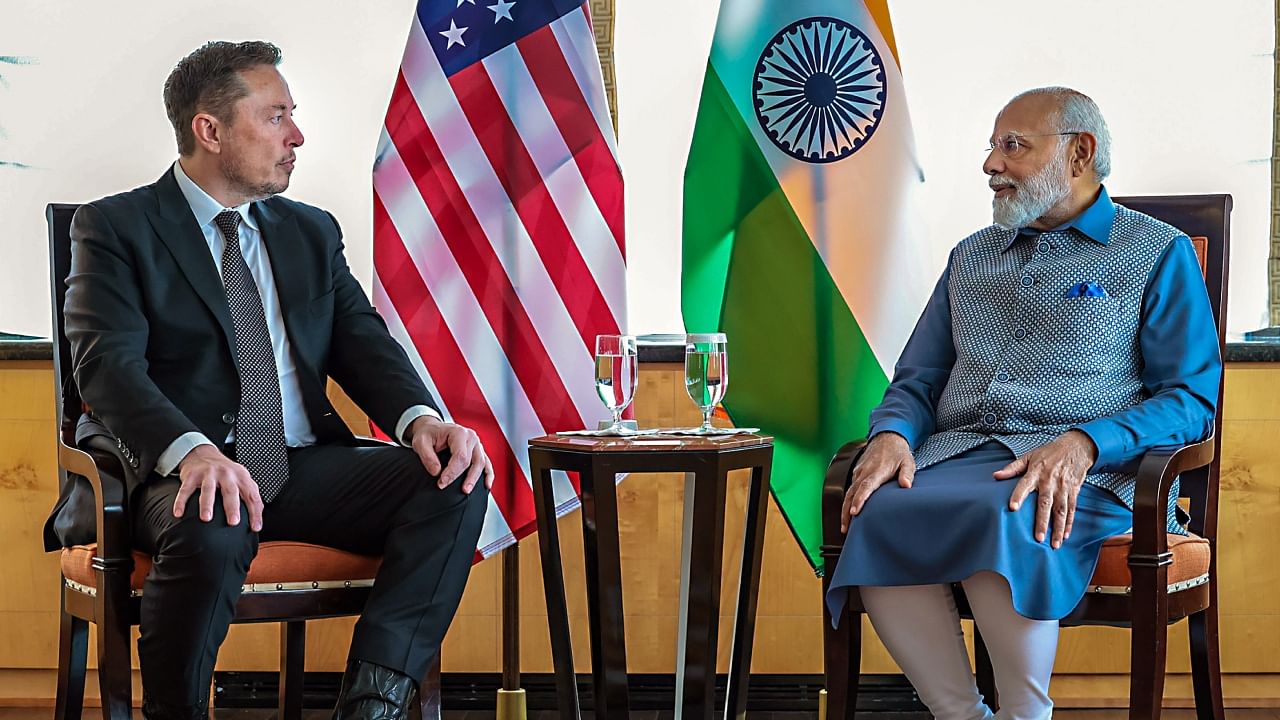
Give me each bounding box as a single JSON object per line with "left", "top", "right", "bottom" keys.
{"left": 914, "top": 203, "right": 1186, "bottom": 534}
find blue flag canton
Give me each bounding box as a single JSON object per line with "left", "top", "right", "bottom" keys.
{"left": 418, "top": 0, "right": 586, "bottom": 77}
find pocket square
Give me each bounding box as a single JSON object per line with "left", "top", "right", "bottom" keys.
{"left": 1065, "top": 280, "right": 1108, "bottom": 298}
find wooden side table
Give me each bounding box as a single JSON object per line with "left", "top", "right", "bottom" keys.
{"left": 528, "top": 433, "right": 774, "bottom": 720}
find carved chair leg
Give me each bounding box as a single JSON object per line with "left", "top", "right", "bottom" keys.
{"left": 821, "top": 598, "right": 862, "bottom": 720}
{"left": 96, "top": 572, "right": 133, "bottom": 720}
{"left": 279, "top": 621, "right": 306, "bottom": 720}
{"left": 418, "top": 654, "right": 443, "bottom": 720}
{"left": 974, "top": 625, "right": 999, "bottom": 714}
{"left": 1189, "top": 599, "right": 1225, "bottom": 720}
{"left": 55, "top": 589, "right": 88, "bottom": 720}
{"left": 1129, "top": 571, "right": 1170, "bottom": 720}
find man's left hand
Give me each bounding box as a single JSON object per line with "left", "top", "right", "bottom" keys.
{"left": 408, "top": 416, "right": 494, "bottom": 494}
{"left": 994, "top": 430, "right": 1098, "bottom": 549}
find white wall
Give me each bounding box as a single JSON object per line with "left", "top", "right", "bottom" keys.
{"left": 1, "top": 0, "right": 1274, "bottom": 339}
{"left": 616, "top": 0, "right": 1276, "bottom": 336}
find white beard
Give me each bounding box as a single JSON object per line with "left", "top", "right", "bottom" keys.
{"left": 991, "top": 150, "right": 1071, "bottom": 230}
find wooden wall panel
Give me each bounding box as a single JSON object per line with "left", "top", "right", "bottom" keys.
{"left": 3, "top": 359, "right": 1280, "bottom": 704}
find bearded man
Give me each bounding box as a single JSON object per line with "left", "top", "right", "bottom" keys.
{"left": 825, "top": 87, "right": 1220, "bottom": 720}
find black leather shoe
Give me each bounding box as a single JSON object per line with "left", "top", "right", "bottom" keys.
{"left": 332, "top": 659, "right": 418, "bottom": 720}
{"left": 141, "top": 696, "right": 209, "bottom": 720}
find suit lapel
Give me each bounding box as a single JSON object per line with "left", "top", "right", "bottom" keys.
{"left": 146, "top": 166, "right": 236, "bottom": 348}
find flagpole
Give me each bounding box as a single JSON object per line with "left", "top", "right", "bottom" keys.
{"left": 496, "top": 543, "right": 526, "bottom": 719}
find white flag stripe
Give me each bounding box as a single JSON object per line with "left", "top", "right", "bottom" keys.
{"left": 399, "top": 18, "right": 612, "bottom": 426}
{"left": 371, "top": 271, "right": 450, "bottom": 423}
{"left": 481, "top": 43, "right": 626, "bottom": 324}
{"left": 376, "top": 136, "right": 581, "bottom": 511}
{"left": 550, "top": 10, "right": 620, "bottom": 163}
{"left": 373, "top": 273, "right": 519, "bottom": 552}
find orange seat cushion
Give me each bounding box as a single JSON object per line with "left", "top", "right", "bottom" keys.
{"left": 61, "top": 541, "right": 381, "bottom": 591}
{"left": 1090, "top": 533, "right": 1210, "bottom": 589}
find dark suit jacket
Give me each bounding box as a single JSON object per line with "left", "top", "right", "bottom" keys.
{"left": 44, "top": 165, "right": 437, "bottom": 549}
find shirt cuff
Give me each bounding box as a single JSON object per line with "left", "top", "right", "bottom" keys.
{"left": 155, "top": 432, "right": 216, "bottom": 476}
{"left": 395, "top": 405, "right": 443, "bottom": 446}
{"left": 1072, "top": 419, "right": 1126, "bottom": 471}
{"left": 867, "top": 419, "right": 919, "bottom": 450}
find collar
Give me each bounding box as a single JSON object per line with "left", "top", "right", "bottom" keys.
{"left": 172, "top": 159, "right": 258, "bottom": 234}
{"left": 1001, "top": 185, "right": 1114, "bottom": 252}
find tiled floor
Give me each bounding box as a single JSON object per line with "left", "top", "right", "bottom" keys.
{"left": 3, "top": 710, "right": 1280, "bottom": 719}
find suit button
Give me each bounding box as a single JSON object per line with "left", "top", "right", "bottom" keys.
{"left": 222, "top": 412, "right": 237, "bottom": 424}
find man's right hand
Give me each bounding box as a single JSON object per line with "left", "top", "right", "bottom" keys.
{"left": 840, "top": 432, "right": 915, "bottom": 533}
{"left": 174, "top": 445, "right": 264, "bottom": 531}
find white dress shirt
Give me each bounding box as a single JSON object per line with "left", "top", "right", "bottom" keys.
{"left": 155, "top": 161, "right": 438, "bottom": 475}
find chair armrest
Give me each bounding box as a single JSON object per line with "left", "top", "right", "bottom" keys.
{"left": 821, "top": 440, "right": 868, "bottom": 570}
{"left": 60, "top": 436, "right": 133, "bottom": 563}
{"left": 1129, "top": 436, "right": 1215, "bottom": 559}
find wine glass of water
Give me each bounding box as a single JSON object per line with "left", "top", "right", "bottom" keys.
{"left": 594, "top": 335, "right": 638, "bottom": 433}
{"left": 685, "top": 333, "right": 728, "bottom": 434}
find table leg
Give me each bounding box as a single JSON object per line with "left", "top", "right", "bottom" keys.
{"left": 581, "top": 456, "right": 630, "bottom": 720}
{"left": 676, "top": 463, "right": 729, "bottom": 719}
{"left": 530, "top": 450, "right": 580, "bottom": 720}
{"left": 725, "top": 461, "right": 770, "bottom": 719}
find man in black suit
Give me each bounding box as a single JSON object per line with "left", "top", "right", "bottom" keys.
{"left": 54, "top": 40, "right": 492, "bottom": 720}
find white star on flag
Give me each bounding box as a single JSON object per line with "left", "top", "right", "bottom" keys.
{"left": 456, "top": 0, "right": 475, "bottom": 6}
{"left": 439, "top": 19, "right": 468, "bottom": 48}
{"left": 488, "top": 0, "right": 516, "bottom": 22}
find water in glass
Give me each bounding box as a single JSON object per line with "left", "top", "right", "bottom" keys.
{"left": 685, "top": 333, "right": 728, "bottom": 433}
{"left": 594, "top": 334, "right": 637, "bottom": 432}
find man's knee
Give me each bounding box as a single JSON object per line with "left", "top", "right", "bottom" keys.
{"left": 153, "top": 492, "right": 258, "bottom": 571}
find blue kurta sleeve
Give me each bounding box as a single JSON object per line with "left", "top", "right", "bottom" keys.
{"left": 1074, "top": 236, "right": 1221, "bottom": 470}
{"left": 867, "top": 257, "right": 957, "bottom": 449}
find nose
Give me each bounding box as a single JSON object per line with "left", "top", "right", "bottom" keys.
{"left": 287, "top": 117, "right": 304, "bottom": 148}
{"left": 983, "top": 147, "right": 1003, "bottom": 176}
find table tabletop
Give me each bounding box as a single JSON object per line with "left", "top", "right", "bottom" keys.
{"left": 529, "top": 432, "right": 773, "bottom": 452}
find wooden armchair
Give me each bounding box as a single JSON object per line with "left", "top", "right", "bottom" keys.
{"left": 46, "top": 203, "right": 442, "bottom": 720}
{"left": 819, "top": 195, "right": 1232, "bottom": 720}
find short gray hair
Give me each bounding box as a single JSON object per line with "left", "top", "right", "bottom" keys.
{"left": 1009, "top": 86, "right": 1112, "bottom": 181}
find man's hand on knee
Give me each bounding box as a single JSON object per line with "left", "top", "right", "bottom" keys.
{"left": 841, "top": 431, "right": 916, "bottom": 533}
{"left": 408, "top": 416, "right": 494, "bottom": 494}
{"left": 174, "top": 445, "right": 264, "bottom": 531}
{"left": 995, "top": 430, "right": 1098, "bottom": 549}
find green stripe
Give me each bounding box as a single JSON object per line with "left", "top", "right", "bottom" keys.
{"left": 682, "top": 65, "right": 889, "bottom": 573}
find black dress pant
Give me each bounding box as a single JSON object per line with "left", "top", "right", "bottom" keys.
{"left": 131, "top": 443, "right": 489, "bottom": 707}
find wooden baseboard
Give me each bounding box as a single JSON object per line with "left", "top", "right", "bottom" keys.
{"left": 2, "top": 669, "right": 1279, "bottom": 708}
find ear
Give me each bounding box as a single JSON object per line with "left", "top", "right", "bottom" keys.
{"left": 1071, "top": 132, "right": 1097, "bottom": 178}
{"left": 190, "top": 112, "right": 223, "bottom": 155}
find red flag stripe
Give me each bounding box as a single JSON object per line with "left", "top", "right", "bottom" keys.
{"left": 385, "top": 72, "right": 585, "bottom": 434}
{"left": 374, "top": 194, "right": 537, "bottom": 532}
{"left": 515, "top": 26, "right": 624, "bottom": 252}
{"left": 447, "top": 62, "right": 621, "bottom": 351}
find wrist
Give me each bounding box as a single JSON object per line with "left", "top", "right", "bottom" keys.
{"left": 178, "top": 443, "right": 220, "bottom": 469}
{"left": 408, "top": 414, "right": 442, "bottom": 439}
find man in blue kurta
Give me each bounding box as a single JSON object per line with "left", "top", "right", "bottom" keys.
{"left": 825, "top": 87, "right": 1220, "bottom": 720}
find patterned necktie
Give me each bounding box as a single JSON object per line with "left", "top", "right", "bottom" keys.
{"left": 214, "top": 210, "right": 290, "bottom": 502}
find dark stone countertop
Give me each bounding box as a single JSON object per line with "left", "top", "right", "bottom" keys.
{"left": 4, "top": 334, "right": 1279, "bottom": 363}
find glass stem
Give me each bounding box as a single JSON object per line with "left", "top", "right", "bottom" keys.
{"left": 701, "top": 408, "right": 714, "bottom": 432}
{"left": 612, "top": 407, "right": 623, "bottom": 429}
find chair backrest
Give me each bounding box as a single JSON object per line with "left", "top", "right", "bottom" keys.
{"left": 1111, "top": 194, "right": 1231, "bottom": 536}
{"left": 47, "top": 203, "right": 82, "bottom": 453}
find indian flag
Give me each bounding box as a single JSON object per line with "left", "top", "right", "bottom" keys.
{"left": 682, "top": 0, "right": 933, "bottom": 572}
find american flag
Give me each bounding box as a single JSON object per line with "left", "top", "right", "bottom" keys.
{"left": 372, "top": 0, "right": 626, "bottom": 559}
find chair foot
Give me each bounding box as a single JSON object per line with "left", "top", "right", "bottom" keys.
{"left": 54, "top": 604, "right": 88, "bottom": 720}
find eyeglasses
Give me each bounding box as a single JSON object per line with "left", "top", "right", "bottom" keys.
{"left": 987, "top": 132, "right": 1080, "bottom": 159}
